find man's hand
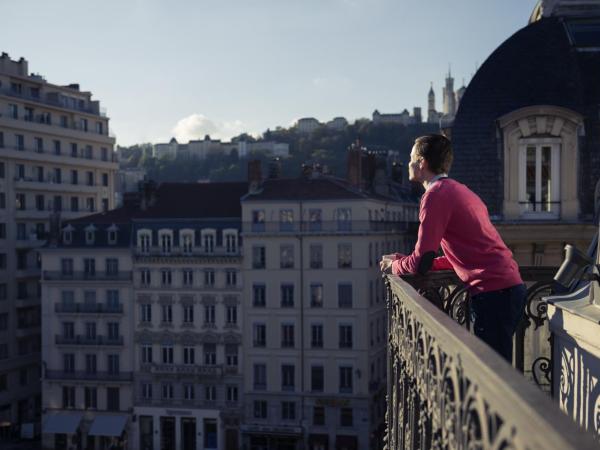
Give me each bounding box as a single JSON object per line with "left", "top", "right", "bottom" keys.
{"left": 379, "top": 253, "right": 406, "bottom": 273}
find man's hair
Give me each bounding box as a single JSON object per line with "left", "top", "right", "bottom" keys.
{"left": 414, "top": 134, "right": 453, "bottom": 174}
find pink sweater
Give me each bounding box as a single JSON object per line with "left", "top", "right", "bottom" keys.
{"left": 392, "top": 178, "right": 522, "bottom": 294}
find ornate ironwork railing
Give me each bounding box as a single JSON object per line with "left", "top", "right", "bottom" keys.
{"left": 384, "top": 273, "right": 596, "bottom": 450}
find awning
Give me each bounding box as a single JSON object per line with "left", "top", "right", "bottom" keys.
{"left": 88, "top": 415, "right": 128, "bottom": 437}
{"left": 42, "top": 413, "right": 83, "bottom": 434}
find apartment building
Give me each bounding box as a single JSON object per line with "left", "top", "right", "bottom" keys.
{"left": 41, "top": 219, "right": 134, "bottom": 450}
{"left": 0, "top": 52, "right": 117, "bottom": 437}
{"left": 41, "top": 182, "right": 247, "bottom": 450}
{"left": 129, "top": 182, "right": 246, "bottom": 450}
{"left": 240, "top": 158, "right": 418, "bottom": 450}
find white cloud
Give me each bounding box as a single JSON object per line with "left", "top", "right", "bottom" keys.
{"left": 171, "top": 113, "right": 249, "bottom": 142}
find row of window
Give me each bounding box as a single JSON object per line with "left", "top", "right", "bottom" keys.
{"left": 62, "top": 386, "right": 120, "bottom": 410}
{"left": 253, "top": 363, "right": 353, "bottom": 393}
{"left": 139, "top": 343, "right": 238, "bottom": 367}
{"left": 139, "top": 302, "right": 238, "bottom": 327}
{"left": 0, "top": 131, "right": 110, "bottom": 159}
{"left": 252, "top": 323, "right": 353, "bottom": 349}
{"left": 8, "top": 161, "right": 110, "bottom": 186}
{"left": 60, "top": 257, "right": 120, "bottom": 276}
{"left": 140, "top": 382, "right": 238, "bottom": 403}
{"left": 62, "top": 353, "right": 121, "bottom": 374}
{"left": 3, "top": 100, "right": 108, "bottom": 135}
{"left": 137, "top": 229, "right": 238, "bottom": 254}
{"left": 15, "top": 193, "right": 107, "bottom": 213}
{"left": 250, "top": 207, "right": 412, "bottom": 229}
{"left": 252, "top": 400, "right": 354, "bottom": 426}
{"left": 252, "top": 282, "right": 353, "bottom": 308}
{"left": 137, "top": 267, "right": 238, "bottom": 288}
{"left": 61, "top": 321, "right": 121, "bottom": 340}
{"left": 251, "top": 243, "right": 352, "bottom": 269}
{"left": 251, "top": 208, "right": 351, "bottom": 227}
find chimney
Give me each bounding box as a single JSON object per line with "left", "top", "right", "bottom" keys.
{"left": 347, "top": 141, "right": 363, "bottom": 188}
{"left": 363, "top": 152, "right": 377, "bottom": 190}
{"left": 248, "top": 160, "right": 262, "bottom": 193}
{"left": 391, "top": 161, "right": 404, "bottom": 184}
{"left": 139, "top": 180, "right": 158, "bottom": 210}
{"left": 301, "top": 163, "right": 313, "bottom": 180}
{"left": 267, "top": 157, "right": 281, "bottom": 179}
{"left": 373, "top": 158, "right": 389, "bottom": 196}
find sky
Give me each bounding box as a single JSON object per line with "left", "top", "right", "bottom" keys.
{"left": 2, "top": 0, "right": 539, "bottom": 146}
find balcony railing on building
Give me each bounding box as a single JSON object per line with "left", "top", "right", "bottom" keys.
{"left": 43, "top": 270, "right": 132, "bottom": 282}
{"left": 384, "top": 256, "right": 599, "bottom": 449}
{"left": 55, "top": 302, "right": 123, "bottom": 314}
{"left": 134, "top": 246, "right": 241, "bottom": 258}
{"left": 45, "top": 370, "right": 133, "bottom": 382}
{"left": 55, "top": 335, "right": 124, "bottom": 346}
{"left": 242, "top": 220, "right": 416, "bottom": 234}
{"left": 139, "top": 363, "right": 223, "bottom": 377}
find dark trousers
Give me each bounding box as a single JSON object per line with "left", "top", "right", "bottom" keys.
{"left": 469, "top": 283, "right": 527, "bottom": 363}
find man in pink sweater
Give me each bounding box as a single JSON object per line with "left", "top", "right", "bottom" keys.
{"left": 381, "top": 134, "right": 526, "bottom": 363}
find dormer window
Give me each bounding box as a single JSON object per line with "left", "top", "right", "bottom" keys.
{"left": 62, "top": 225, "right": 74, "bottom": 245}
{"left": 180, "top": 229, "right": 194, "bottom": 255}
{"left": 84, "top": 225, "right": 96, "bottom": 245}
{"left": 201, "top": 229, "right": 216, "bottom": 254}
{"left": 498, "top": 105, "right": 583, "bottom": 221}
{"left": 223, "top": 229, "right": 238, "bottom": 254}
{"left": 158, "top": 229, "right": 173, "bottom": 255}
{"left": 107, "top": 224, "right": 118, "bottom": 245}
{"left": 137, "top": 229, "right": 151, "bottom": 254}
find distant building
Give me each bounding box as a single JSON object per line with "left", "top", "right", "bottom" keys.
{"left": 152, "top": 137, "right": 178, "bottom": 159}
{"left": 372, "top": 107, "right": 422, "bottom": 126}
{"left": 152, "top": 136, "right": 289, "bottom": 160}
{"left": 116, "top": 167, "right": 146, "bottom": 206}
{"left": 295, "top": 117, "right": 321, "bottom": 134}
{"left": 239, "top": 141, "right": 290, "bottom": 159}
{"left": 325, "top": 117, "right": 349, "bottom": 131}
{"left": 427, "top": 70, "right": 467, "bottom": 125}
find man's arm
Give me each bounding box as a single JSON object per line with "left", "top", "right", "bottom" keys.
{"left": 392, "top": 191, "right": 452, "bottom": 275}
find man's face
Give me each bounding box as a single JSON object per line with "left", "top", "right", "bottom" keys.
{"left": 408, "top": 145, "right": 424, "bottom": 183}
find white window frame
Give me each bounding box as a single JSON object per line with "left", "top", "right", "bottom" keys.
{"left": 518, "top": 138, "right": 561, "bottom": 219}
{"left": 158, "top": 229, "right": 173, "bottom": 255}
{"left": 180, "top": 229, "right": 194, "bottom": 255}
{"left": 201, "top": 229, "right": 216, "bottom": 253}
{"left": 137, "top": 229, "right": 151, "bottom": 254}
{"left": 223, "top": 228, "right": 238, "bottom": 253}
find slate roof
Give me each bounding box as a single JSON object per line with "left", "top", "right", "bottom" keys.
{"left": 69, "top": 182, "right": 248, "bottom": 225}
{"left": 451, "top": 16, "right": 600, "bottom": 217}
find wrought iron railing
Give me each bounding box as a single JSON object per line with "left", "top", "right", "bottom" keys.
{"left": 384, "top": 273, "right": 597, "bottom": 449}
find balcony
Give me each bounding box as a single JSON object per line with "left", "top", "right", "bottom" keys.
{"left": 139, "top": 363, "right": 223, "bottom": 377}
{"left": 43, "top": 271, "right": 132, "bottom": 282}
{"left": 0, "top": 115, "right": 114, "bottom": 146}
{"left": 0, "top": 86, "right": 104, "bottom": 116}
{"left": 384, "top": 268, "right": 598, "bottom": 450}
{"left": 242, "top": 220, "right": 415, "bottom": 235}
{"left": 14, "top": 176, "right": 106, "bottom": 194}
{"left": 0, "top": 144, "right": 117, "bottom": 168}
{"left": 54, "top": 302, "right": 123, "bottom": 314}
{"left": 45, "top": 370, "right": 133, "bottom": 382}
{"left": 134, "top": 246, "right": 242, "bottom": 259}
{"left": 55, "top": 335, "right": 124, "bottom": 346}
